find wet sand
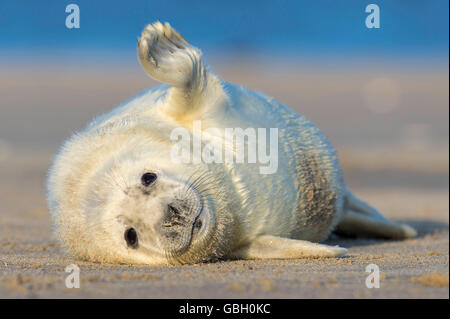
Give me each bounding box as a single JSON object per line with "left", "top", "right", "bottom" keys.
{"left": 0, "top": 60, "right": 448, "bottom": 298}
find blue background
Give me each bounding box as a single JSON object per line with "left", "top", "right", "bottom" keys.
{"left": 0, "top": 0, "right": 448, "bottom": 61}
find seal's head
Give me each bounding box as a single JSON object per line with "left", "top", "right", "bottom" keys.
{"left": 47, "top": 137, "right": 235, "bottom": 265}
{"left": 101, "top": 170, "right": 210, "bottom": 264}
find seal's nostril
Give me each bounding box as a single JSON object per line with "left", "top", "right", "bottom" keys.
{"left": 194, "top": 219, "right": 202, "bottom": 229}
{"left": 168, "top": 204, "right": 180, "bottom": 215}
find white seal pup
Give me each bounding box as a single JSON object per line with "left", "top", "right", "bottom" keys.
{"left": 47, "top": 22, "right": 416, "bottom": 265}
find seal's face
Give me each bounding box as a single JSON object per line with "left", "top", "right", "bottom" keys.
{"left": 105, "top": 172, "right": 211, "bottom": 264}
{"left": 87, "top": 158, "right": 222, "bottom": 265}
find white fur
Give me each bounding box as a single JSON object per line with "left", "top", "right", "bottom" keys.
{"left": 47, "top": 22, "right": 416, "bottom": 265}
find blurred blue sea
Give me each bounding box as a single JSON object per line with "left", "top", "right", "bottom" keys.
{"left": 0, "top": 0, "right": 448, "bottom": 62}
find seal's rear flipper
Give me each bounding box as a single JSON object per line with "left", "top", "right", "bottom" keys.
{"left": 138, "top": 22, "right": 225, "bottom": 119}
{"left": 335, "top": 192, "right": 417, "bottom": 239}
{"left": 231, "top": 235, "right": 347, "bottom": 259}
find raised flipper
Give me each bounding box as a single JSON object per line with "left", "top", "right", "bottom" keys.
{"left": 335, "top": 191, "right": 417, "bottom": 239}
{"left": 231, "top": 235, "right": 347, "bottom": 260}
{"left": 137, "top": 21, "right": 227, "bottom": 119}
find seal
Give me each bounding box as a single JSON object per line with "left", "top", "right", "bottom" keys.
{"left": 47, "top": 22, "right": 417, "bottom": 265}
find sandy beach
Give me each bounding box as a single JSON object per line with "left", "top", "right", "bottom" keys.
{"left": 0, "top": 61, "right": 448, "bottom": 298}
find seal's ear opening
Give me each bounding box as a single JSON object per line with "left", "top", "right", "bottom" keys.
{"left": 125, "top": 228, "right": 138, "bottom": 248}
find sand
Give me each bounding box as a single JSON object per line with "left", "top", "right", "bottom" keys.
{"left": 0, "top": 61, "right": 448, "bottom": 298}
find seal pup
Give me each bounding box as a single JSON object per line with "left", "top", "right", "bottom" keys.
{"left": 47, "top": 22, "right": 416, "bottom": 265}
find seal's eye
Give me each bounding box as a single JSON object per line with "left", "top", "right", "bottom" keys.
{"left": 124, "top": 228, "right": 138, "bottom": 248}
{"left": 141, "top": 172, "right": 157, "bottom": 187}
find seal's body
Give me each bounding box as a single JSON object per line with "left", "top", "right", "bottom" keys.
{"left": 47, "top": 22, "right": 416, "bottom": 265}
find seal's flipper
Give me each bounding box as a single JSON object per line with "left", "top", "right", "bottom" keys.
{"left": 335, "top": 209, "right": 417, "bottom": 239}
{"left": 138, "top": 22, "right": 226, "bottom": 119}
{"left": 345, "top": 191, "right": 389, "bottom": 221}
{"left": 337, "top": 192, "right": 417, "bottom": 239}
{"left": 231, "top": 235, "right": 347, "bottom": 259}
{"left": 138, "top": 22, "right": 205, "bottom": 89}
